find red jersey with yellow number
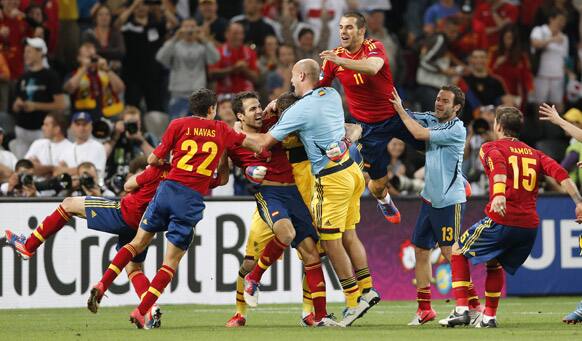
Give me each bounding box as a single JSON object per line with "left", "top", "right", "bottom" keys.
{"left": 120, "top": 164, "right": 170, "bottom": 229}
{"left": 228, "top": 117, "right": 295, "bottom": 183}
{"left": 480, "top": 138, "right": 568, "bottom": 228}
{"left": 320, "top": 39, "right": 395, "bottom": 123}
{"left": 153, "top": 116, "right": 246, "bottom": 194}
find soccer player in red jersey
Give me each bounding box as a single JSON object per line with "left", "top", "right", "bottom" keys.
{"left": 226, "top": 91, "right": 338, "bottom": 327}
{"left": 89, "top": 88, "right": 260, "bottom": 329}
{"left": 319, "top": 11, "right": 426, "bottom": 224}
{"left": 440, "top": 106, "right": 582, "bottom": 328}
{"left": 3, "top": 157, "right": 168, "bottom": 326}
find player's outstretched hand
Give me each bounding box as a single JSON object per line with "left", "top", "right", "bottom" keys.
{"left": 490, "top": 195, "right": 506, "bottom": 217}
{"left": 319, "top": 50, "right": 340, "bottom": 64}
{"left": 539, "top": 103, "right": 562, "bottom": 125}
{"left": 263, "top": 99, "right": 278, "bottom": 117}
{"left": 389, "top": 89, "right": 405, "bottom": 114}
{"left": 575, "top": 203, "right": 582, "bottom": 223}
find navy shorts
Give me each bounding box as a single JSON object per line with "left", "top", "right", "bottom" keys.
{"left": 140, "top": 180, "right": 205, "bottom": 251}
{"left": 349, "top": 143, "right": 364, "bottom": 170}
{"left": 457, "top": 217, "right": 538, "bottom": 275}
{"left": 84, "top": 196, "right": 148, "bottom": 263}
{"left": 354, "top": 115, "right": 425, "bottom": 179}
{"left": 255, "top": 185, "right": 318, "bottom": 248}
{"left": 412, "top": 201, "right": 465, "bottom": 249}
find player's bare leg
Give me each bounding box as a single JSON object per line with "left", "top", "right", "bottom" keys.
{"left": 296, "top": 238, "right": 341, "bottom": 327}
{"left": 130, "top": 241, "right": 185, "bottom": 329}
{"left": 409, "top": 246, "right": 437, "bottom": 325}
{"left": 226, "top": 259, "right": 256, "bottom": 327}
{"left": 368, "top": 175, "right": 401, "bottom": 224}
{"left": 321, "top": 238, "right": 368, "bottom": 326}
{"left": 89, "top": 228, "right": 155, "bottom": 313}
{"left": 342, "top": 230, "right": 380, "bottom": 313}
{"left": 4, "top": 196, "right": 84, "bottom": 259}
{"left": 243, "top": 219, "right": 293, "bottom": 307}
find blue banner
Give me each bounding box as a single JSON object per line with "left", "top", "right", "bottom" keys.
{"left": 506, "top": 196, "right": 582, "bottom": 296}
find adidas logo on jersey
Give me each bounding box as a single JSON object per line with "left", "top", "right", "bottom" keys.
{"left": 142, "top": 219, "right": 148, "bottom": 225}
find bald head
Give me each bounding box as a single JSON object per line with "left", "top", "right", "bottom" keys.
{"left": 291, "top": 59, "right": 320, "bottom": 96}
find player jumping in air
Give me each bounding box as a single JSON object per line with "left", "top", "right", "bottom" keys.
{"left": 89, "top": 88, "right": 260, "bottom": 329}
{"left": 390, "top": 85, "right": 483, "bottom": 326}
{"left": 319, "top": 11, "right": 426, "bottom": 224}
{"left": 440, "top": 106, "right": 582, "bottom": 328}
{"left": 4, "top": 157, "right": 167, "bottom": 326}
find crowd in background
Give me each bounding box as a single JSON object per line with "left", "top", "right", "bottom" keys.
{"left": 1, "top": 0, "right": 582, "bottom": 198}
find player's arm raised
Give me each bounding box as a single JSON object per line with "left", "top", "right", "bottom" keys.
{"left": 320, "top": 50, "right": 384, "bottom": 75}
{"left": 539, "top": 103, "right": 582, "bottom": 142}
{"left": 389, "top": 89, "right": 430, "bottom": 140}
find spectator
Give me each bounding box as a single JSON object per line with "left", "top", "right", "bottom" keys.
{"left": 0, "top": 127, "right": 17, "bottom": 182}
{"left": 217, "top": 93, "right": 236, "bottom": 127}
{"left": 385, "top": 138, "right": 412, "bottom": 195}
{"left": 20, "top": 0, "right": 59, "bottom": 54}
{"left": 55, "top": 112, "right": 107, "bottom": 182}
{"left": 231, "top": 0, "right": 279, "bottom": 50}
{"left": 82, "top": 4, "right": 126, "bottom": 70}
{"left": 265, "top": 44, "right": 296, "bottom": 100}
{"left": 463, "top": 108, "right": 495, "bottom": 194}
{"left": 534, "top": 0, "right": 579, "bottom": 56}
{"left": 415, "top": 25, "right": 463, "bottom": 111}
{"left": 116, "top": 0, "right": 177, "bottom": 111}
{"left": 472, "top": 0, "right": 518, "bottom": 48}
{"left": 64, "top": 42, "right": 125, "bottom": 120}
{"left": 24, "top": 112, "right": 72, "bottom": 178}
{"left": 55, "top": 0, "right": 80, "bottom": 72}
{"left": 196, "top": 0, "right": 228, "bottom": 43}
{"left": 488, "top": 24, "right": 534, "bottom": 111}
{"left": 367, "top": 9, "right": 400, "bottom": 80}
{"left": 0, "top": 158, "right": 37, "bottom": 197}
{"left": 156, "top": 18, "right": 220, "bottom": 119}
{"left": 447, "top": 7, "right": 488, "bottom": 62}
{"left": 530, "top": 10, "right": 569, "bottom": 112}
{"left": 25, "top": 4, "right": 50, "bottom": 43}
{"left": 73, "top": 161, "right": 115, "bottom": 197}
{"left": 461, "top": 49, "right": 508, "bottom": 117}
{"left": 104, "top": 106, "right": 156, "bottom": 185}
{"left": 560, "top": 108, "right": 582, "bottom": 189}
{"left": 298, "top": 0, "right": 352, "bottom": 49}
{"left": 280, "top": 0, "right": 328, "bottom": 63}
{"left": 209, "top": 22, "right": 259, "bottom": 95}
{"left": 423, "top": 0, "right": 460, "bottom": 35}
{"left": 0, "top": 0, "right": 27, "bottom": 79}
{"left": 11, "top": 38, "right": 66, "bottom": 159}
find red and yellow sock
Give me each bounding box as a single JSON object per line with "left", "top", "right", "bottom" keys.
{"left": 302, "top": 272, "right": 313, "bottom": 314}
{"left": 417, "top": 286, "right": 432, "bottom": 310}
{"left": 100, "top": 244, "right": 137, "bottom": 291}
{"left": 355, "top": 267, "right": 373, "bottom": 294}
{"left": 247, "top": 237, "right": 288, "bottom": 283}
{"left": 340, "top": 277, "right": 360, "bottom": 309}
{"left": 467, "top": 281, "right": 481, "bottom": 309}
{"left": 451, "top": 254, "right": 471, "bottom": 307}
{"left": 128, "top": 270, "right": 150, "bottom": 299}
{"left": 236, "top": 267, "right": 250, "bottom": 316}
{"left": 485, "top": 264, "right": 504, "bottom": 317}
{"left": 24, "top": 205, "right": 71, "bottom": 252}
{"left": 138, "top": 264, "right": 175, "bottom": 315}
{"left": 305, "top": 262, "right": 327, "bottom": 321}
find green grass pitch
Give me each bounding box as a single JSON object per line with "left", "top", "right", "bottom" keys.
{"left": 1, "top": 297, "right": 581, "bottom": 340}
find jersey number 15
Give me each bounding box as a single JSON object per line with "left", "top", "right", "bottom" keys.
{"left": 508, "top": 155, "right": 537, "bottom": 192}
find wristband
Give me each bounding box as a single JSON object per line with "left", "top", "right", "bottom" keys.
{"left": 492, "top": 182, "right": 506, "bottom": 196}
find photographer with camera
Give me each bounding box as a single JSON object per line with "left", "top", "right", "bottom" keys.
{"left": 74, "top": 162, "right": 114, "bottom": 198}
{"left": 104, "top": 106, "right": 156, "bottom": 192}
{"left": 156, "top": 18, "right": 220, "bottom": 119}
{"left": 1, "top": 159, "right": 37, "bottom": 197}
{"left": 64, "top": 41, "right": 125, "bottom": 120}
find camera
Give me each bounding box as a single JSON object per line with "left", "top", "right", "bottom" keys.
{"left": 34, "top": 173, "right": 73, "bottom": 192}
{"left": 80, "top": 172, "right": 96, "bottom": 189}
{"left": 389, "top": 175, "right": 424, "bottom": 194}
{"left": 18, "top": 173, "right": 34, "bottom": 187}
{"left": 93, "top": 118, "right": 112, "bottom": 139}
{"left": 472, "top": 118, "right": 490, "bottom": 135}
{"left": 108, "top": 173, "right": 126, "bottom": 194}
{"left": 124, "top": 121, "right": 139, "bottom": 135}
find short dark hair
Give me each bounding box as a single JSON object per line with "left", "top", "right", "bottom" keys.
{"left": 189, "top": 88, "right": 217, "bottom": 117}
{"left": 440, "top": 84, "right": 465, "bottom": 115}
{"left": 129, "top": 155, "right": 148, "bottom": 174}
{"left": 276, "top": 92, "right": 299, "bottom": 114}
{"left": 298, "top": 27, "right": 314, "bottom": 40}
{"left": 77, "top": 161, "right": 96, "bottom": 173}
{"left": 548, "top": 9, "right": 566, "bottom": 21}
{"left": 15, "top": 159, "right": 33, "bottom": 171}
{"left": 232, "top": 91, "right": 259, "bottom": 117}
{"left": 495, "top": 106, "right": 523, "bottom": 138}
{"left": 342, "top": 11, "right": 367, "bottom": 29}
{"left": 46, "top": 112, "right": 68, "bottom": 136}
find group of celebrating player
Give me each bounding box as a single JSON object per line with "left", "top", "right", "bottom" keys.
{"left": 5, "top": 10, "right": 582, "bottom": 330}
